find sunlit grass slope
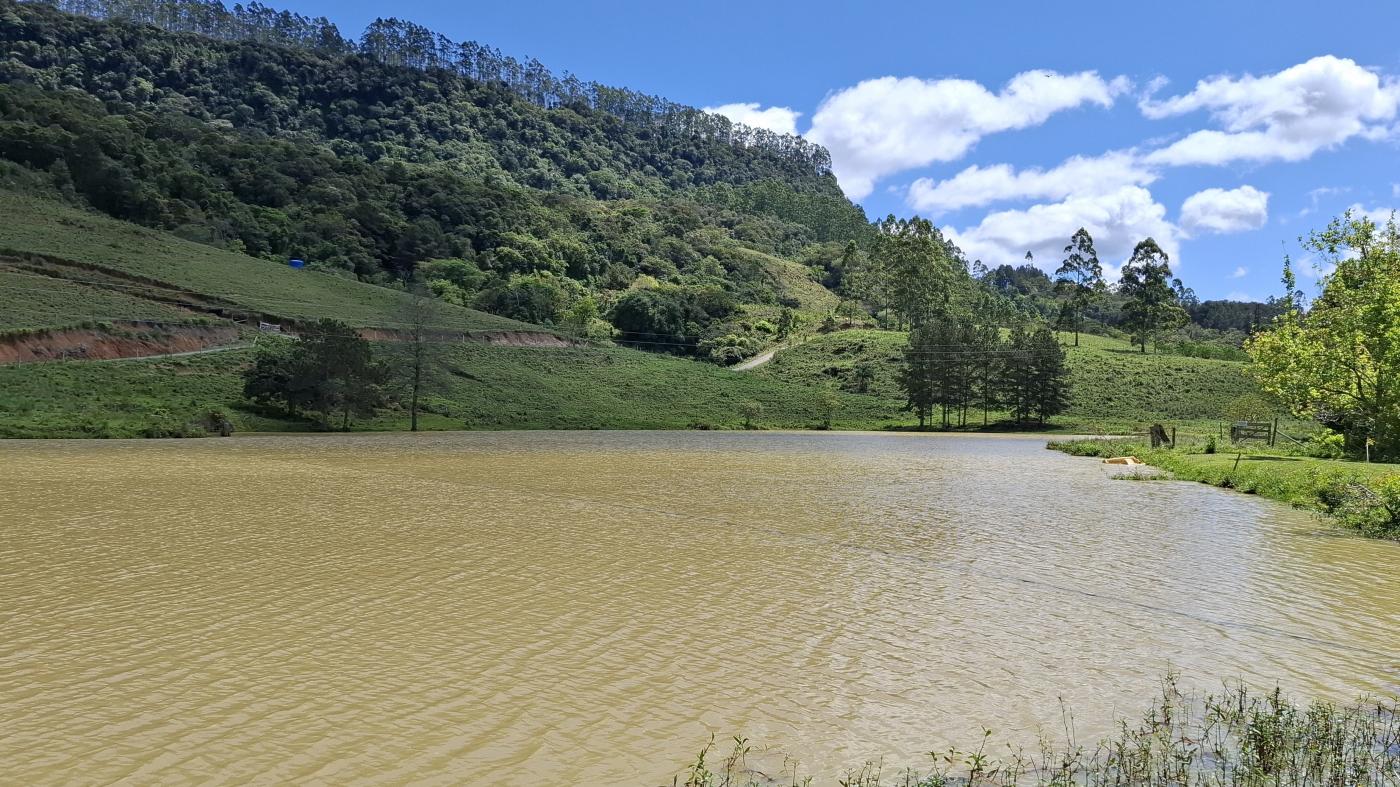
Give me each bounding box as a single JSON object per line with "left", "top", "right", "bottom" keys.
{"left": 0, "top": 192, "right": 532, "bottom": 332}
{"left": 0, "top": 268, "right": 191, "bottom": 331}
{"left": 0, "top": 343, "right": 907, "bottom": 438}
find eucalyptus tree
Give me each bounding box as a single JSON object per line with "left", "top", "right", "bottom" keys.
{"left": 871, "top": 215, "right": 971, "bottom": 329}
{"left": 1054, "top": 227, "right": 1105, "bottom": 346}
{"left": 1119, "top": 238, "right": 1188, "bottom": 353}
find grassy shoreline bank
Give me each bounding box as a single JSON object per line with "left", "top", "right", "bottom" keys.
{"left": 1047, "top": 438, "right": 1400, "bottom": 539}
{"left": 676, "top": 676, "right": 1399, "bottom": 786}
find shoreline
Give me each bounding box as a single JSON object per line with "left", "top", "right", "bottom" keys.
{"left": 1047, "top": 437, "right": 1400, "bottom": 540}
{"left": 0, "top": 424, "right": 1133, "bottom": 443}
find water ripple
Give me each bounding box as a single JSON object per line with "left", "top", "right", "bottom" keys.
{"left": 1, "top": 431, "right": 1397, "bottom": 785}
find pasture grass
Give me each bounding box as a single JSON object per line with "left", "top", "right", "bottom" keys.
{"left": 0, "top": 350, "right": 284, "bottom": 438}
{"left": 0, "top": 341, "right": 912, "bottom": 438}
{"left": 0, "top": 268, "right": 194, "bottom": 331}
{"left": 1060, "top": 332, "right": 1260, "bottom": 423}
{"left": 0, "top": 191, "right": 531, "bottom": 332}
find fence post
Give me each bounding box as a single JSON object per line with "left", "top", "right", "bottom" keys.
{"left": 1171, "top": 427, "right": 1176, "bottom": 448}
{"left": 1270, "top": 417, "right": 1278, "bottom": 447}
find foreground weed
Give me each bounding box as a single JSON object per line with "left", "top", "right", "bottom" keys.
{"left": 676, "top": 675, "right": 1400, "bottom": 786}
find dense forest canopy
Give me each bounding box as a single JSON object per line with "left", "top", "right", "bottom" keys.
{"left": 12, "top": 0, "right": 832, "bottom": 177}
{"left": 0, "top": 0, "right": 864, "bottom": 259}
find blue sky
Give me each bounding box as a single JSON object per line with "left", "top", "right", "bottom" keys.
{"left": 280, "top": 0, "right": 1400, "bottom": 301}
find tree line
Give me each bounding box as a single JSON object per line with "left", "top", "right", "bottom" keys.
{"left": 834, "top": 219, "right": 1213, "bottom": 428}
{"left": 901, "top": 321, "right": 1068, "bottom": 428}
{"left": 838, "top": 217, "right": 1071, "bottom": 428}
{"left": 834, "top": 218, "right": 1201, "bottom": 353}
{"left": 21, "top": 0, "right": 832, "bottom": 176}
{"left": 954, "top": 253, "right": 1283, "bottom": 349}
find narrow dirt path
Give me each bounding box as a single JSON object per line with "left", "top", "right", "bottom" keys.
{"left": 105, "top": 343, "right": 253, "bottom": 363}
{"left": 731, "top": 338, "right": 801, "bottom": 371}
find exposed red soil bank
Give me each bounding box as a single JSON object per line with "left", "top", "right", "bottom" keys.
{"left": 0, "top": 323, "right": 239, "bottom": 363}
{"left": 475, "top": 330, "right": 578, "bottom": 348}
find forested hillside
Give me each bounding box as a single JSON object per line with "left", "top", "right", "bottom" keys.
{"left": 0, "top": 0, "right": 869, "bottom": 348}
{"left": 0, "top": 0, "right": 1282, "bottom": 440}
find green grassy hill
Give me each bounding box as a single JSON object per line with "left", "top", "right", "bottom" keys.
{"left": 0, "top": 195, "right": 904, "bottom": 437}
{"left": 0, "top": 268, "right": 192, "bottom": 331}
{"left": 755, "top": 328, "right": 1261, "bottom": 431}
{"left": 0, "top": 193, "right": 1258, "bottom": 439}
{"left": 1060, "top": 333, "right": 1260, "bottom": 425}
{"left": 0, "top": 193, "right": 532, "bottom": 333}
{"left": 0, "top": 343, "right": 907, "bottom": 438}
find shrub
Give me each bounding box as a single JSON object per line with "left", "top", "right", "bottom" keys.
{"left": 677, "top": 675, "right": 1400, "bottom": 786}
{"left": 609, "top": 285, "right": 739, "bottom": 352}
{"left": 697, "top": 333, "right": 762, "bottom": 365}
{"left": 474, "top": 272, "right": 579, "bottom": 325}
{"left": 1305, "top": 430, "right": 1346, "bottom": 459}
{"left": 1329, "top": 476, "right": 1400, "bottom": 537}
{"left": 141, "top": 419, "right": 200, "bottom": 438}
{"left": 739, "top": 400, "right": 763, "bottom": 429}
{"left": 610, "top": 288, "right": 690, "bottom": 346}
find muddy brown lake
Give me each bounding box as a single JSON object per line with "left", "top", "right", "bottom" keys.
{"left": 2, "top": 431, "right": 1397, "bottom": 784}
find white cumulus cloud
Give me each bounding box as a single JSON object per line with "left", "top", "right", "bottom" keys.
{"left": 1179, "top": 186, "right": 1270, "bottom": 236}
{"left": 1141, "top": 56, "right": 1400, "bottom": 166}
{"left": 1232, "top": 266, "right": 1249, "bottom": 278}
{"left": 907, "top": 150, "right": 1154, "bottom": 214}
{"left": 702, "top": 102, "right": 802, "bottom": 136}
{"left": 807, "top": 70, "right": 1129, "bottom": 199}
{"left": 1346, "top": 202, "right": 1398, "bottom": 226}
{"left": 944, "top": 186, "right": 1178, "bottom": 277}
